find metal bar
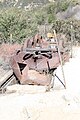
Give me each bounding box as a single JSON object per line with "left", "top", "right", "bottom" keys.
{"left": 55, "top": 74, "right": 65, "bottom": 88}
{"left": 1, "top": 75, "right": 14, "bottom": 89}
{"left": 0, "top": 74, "right": 13, "bottom": 89}
{"left": 0, "top": 70, "right": 16, "bottom": 93}
{"left": 70, "top": 22, "right": 73, "bottom": 58}
{"left": 53, "top": 30, "right": 66, "bottom": 89}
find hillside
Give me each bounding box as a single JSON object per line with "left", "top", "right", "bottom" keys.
{"left": 0, "top": 0, "right": 50, "bottom": 9}
{"left": 0, "top": 0, "right": 80, "bottom": 44}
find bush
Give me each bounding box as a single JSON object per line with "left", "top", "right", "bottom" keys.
{"left": 51, "top": 20, "right": 80, "bottom": 43}
{"left": 0, "top": 1, "right": 80, "bottom": 44}
{"left": 0, "top": 8, "right": 38, "bottom": 43}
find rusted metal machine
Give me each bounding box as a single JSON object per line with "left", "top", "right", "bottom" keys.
{"left": 10, "top": 33, "right": 69, "bottom": 88}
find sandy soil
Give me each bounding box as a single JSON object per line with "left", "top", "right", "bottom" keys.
{"left": 0, "top": 46, "right": 80, "bottom": 120}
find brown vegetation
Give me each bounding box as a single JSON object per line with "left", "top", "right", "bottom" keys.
{"left": 0, "top": 43, "right": 21, "bottom": 57}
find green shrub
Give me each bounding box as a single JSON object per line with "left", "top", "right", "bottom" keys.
{"left": 51, "top": 20, "right": 80, "bottom": 43}
{"left": 0, "top": 8, "right": 38, "bottom": 43}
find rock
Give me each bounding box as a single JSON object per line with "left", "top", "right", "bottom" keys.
{"left": 56, "top": 5, "right": 80, "bottom": 20}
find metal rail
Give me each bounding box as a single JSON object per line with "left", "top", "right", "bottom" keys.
{"left": 0, "top": 70, "right": 15, "bottom": 93}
